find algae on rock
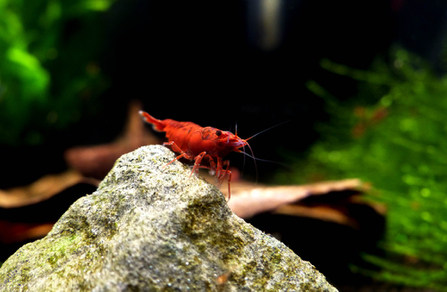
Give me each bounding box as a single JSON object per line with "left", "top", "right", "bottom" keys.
{"left": 0, "top": 145, "right": 337, "bottom": 291}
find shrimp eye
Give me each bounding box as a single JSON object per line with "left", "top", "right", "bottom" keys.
{"left": 215, "top": 130, "right": 222, "bottom": 136}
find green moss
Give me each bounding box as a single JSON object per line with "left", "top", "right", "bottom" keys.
{"left": 0, "top": 0, "right": 116, "bottom": 146}
{"left": 282, "top": 49, "right": 447, "bottom": 290}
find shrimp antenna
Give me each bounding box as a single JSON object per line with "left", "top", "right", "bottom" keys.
{"left": 234, "top": 117, "right": 238, "bottom": 136}
{"left": 245, "top": 120, "right": 290, "bottom": 141}
{"left": 240, "top": 151, "right": 291, "bottom": 169}
{"left": 242, "top": 142, "right": 258, "bottom": 183}
{"left": 240, "top": 119, "right": 290, "bottom": 182}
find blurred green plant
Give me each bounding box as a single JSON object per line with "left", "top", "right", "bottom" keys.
{"left": 0, "top": 0, "right": 115, "bottom": 146}
{"left": 280, "top": 49, "right": 447, "bottom": 291}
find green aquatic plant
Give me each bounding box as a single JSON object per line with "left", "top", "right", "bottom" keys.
{"left": 282, "top": 49, "right": 447, "bottom": 291}
{"left": 0, "top": 0, "right": 115, "bottom": 145}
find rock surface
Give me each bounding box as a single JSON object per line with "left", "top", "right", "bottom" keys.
{"left": 0, "top": 145, "right": 338, "bottom": 291}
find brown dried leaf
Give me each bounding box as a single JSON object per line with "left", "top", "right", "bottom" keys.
{"left": 0, "top": 169, "right": 98, "bottom": 208}
{"left": 201, "top": 170, "right": 384, "bottom": 228}
{"left": 226, "top": 178, "right": 368, "bottom": 219}
{"left": 0, "top": 170, "right": 99, "bottom": 246}
{"left": 0, "top": 220, "right": 54, "bottom": 244}
{"left": 273, "top": 204, "right": 360, "bottom": 229}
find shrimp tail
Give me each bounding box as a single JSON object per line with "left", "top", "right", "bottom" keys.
{"left": 139, "top": 110, "right": 166, "bottom": 132}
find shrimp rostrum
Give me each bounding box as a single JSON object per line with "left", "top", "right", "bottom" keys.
{"left": 139, "top": 111, "right": 255, "bottom": 200}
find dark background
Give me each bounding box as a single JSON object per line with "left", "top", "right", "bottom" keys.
{"left": 92, "top": 0, "right": 447, "bottom": 180}
{"left": 4, "top": 0, "right": 447, "bottom": 187}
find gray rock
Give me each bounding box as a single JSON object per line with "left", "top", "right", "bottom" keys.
{"left": 0, "top": 145, "right": 338, "bottom": 292}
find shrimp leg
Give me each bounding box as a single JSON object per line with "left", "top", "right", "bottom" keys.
{"left": 192, "top": 156, "right": 232, "bottom": 201}
{"left": 214, "top": 158, "right": 232, "bottom": 200}
{"left": 220, "top": 160, "right": 232, "bottom": 200}
{"left": 192, "top": 152, "right": 208, "bottom": 176}
{"left": 162, "top": 141, "right": 193, "bottom": 168}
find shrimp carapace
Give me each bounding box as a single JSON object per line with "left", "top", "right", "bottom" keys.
{"left": 140, "top": 110, "right": 253, "bottom": 200}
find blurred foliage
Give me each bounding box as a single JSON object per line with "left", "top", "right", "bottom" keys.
{"left": 278, "top": 49, "right": 447, "bottom": 291}
{"left": 0, "top": 0, "right": 115, "bottom": 146}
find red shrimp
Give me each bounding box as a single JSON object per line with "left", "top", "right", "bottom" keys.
{"left": 139, "top": 111, "right": 254, "bottom": 200}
